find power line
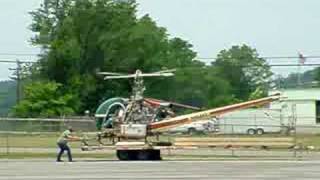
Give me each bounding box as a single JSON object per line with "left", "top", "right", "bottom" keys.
{"left": 0, "top": 53, "right": 39, "bottom": 56}
{"left": 2, "top": 53, "right": 320, "bottom": 60}
{"left": 261, "top": 56, "right": 320, "bottom": 59}
{"left": 1, "top": 54, "right": 320, "bottom": 61}
{"left": 1, "top": 53, "right": 320, "bottom": 60}
{"left": 267, "top": 64, "right": 320, "bottom": 67}
{"left": 195, "top": 55, "right": 320, "bottom": 60}
{"left": 1, "top": 60, "right": 320, "bottom": 67}
{"left": 0, "top": 60, "right": 37, "bottom": 64}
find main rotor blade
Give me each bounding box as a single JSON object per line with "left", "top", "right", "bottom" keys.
{"left": 97, "top": 72, "right": 125, "bottom": 76}
{"left": 145, "top": 98, "right": 201, "bottom": 110}
{"left": 104, "top": 75, "right": 136, "bottom": 80}
{"left": 153, "top": 69, "right": 176, "bottom": 74}
{"left": 138, "top": 72, "right": 175, "bottom": 77}
{"left": 169, "top": 102, "right": 201, "bottom": 110}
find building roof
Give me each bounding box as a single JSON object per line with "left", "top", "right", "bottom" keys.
{"left": 270, "top": 88, "right": 320, "bottom": 101}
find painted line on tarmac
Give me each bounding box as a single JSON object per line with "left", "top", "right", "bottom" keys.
{"left": 2, "top": 159, "right": 320, "bottom": 164}
{"left": 0, "top": 175, "right": 210, "bottom": 180}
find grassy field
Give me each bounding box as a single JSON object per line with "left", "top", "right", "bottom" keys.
{"left": 296, "top": 134, "right": 320, "bottom": 147}
{"left": 2, "top": 133, "right": 320, "bottom": 149}
{"left": 0, "top": 135, "right": 60, "bottom": 148}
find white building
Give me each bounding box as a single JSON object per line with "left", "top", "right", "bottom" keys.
{"left": 217, "top": 88, "right": 320, "bottom": 134}
{"left": 270, "top": 88, "right": 320, "bottom": 126}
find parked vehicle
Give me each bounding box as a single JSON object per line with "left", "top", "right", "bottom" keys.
{"left": 168, "top": 119, "right": 218, "bottom": 134}
{"left": 217, "top": 108, "right": 282, "bottom": 135}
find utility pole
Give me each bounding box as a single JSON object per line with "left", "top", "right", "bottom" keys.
{"left": 297, "top": 52, "right": 306, "bottom": 87}
{"left": 9, "top": 59, "right": 23, "bottom": 104}
{"left": 297, "top": 67, "right": 301, "bottom": 87}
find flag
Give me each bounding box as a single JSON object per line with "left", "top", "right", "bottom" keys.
{"left": 298, "top": 52, "right": 306, "bottom": 65}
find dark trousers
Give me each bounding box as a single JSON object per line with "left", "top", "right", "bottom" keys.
{"left": 57, "top": 142, "right": 72, "bottom": 162}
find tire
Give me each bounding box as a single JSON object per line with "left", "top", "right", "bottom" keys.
{"left": 117, "top": 150, "right": 130, "bottom": 160}
{"left": 117, "top": 150, "right": 161, "bottom": 161}
{"left": 188, "top": 128, "right": 197, "bottom": 135}
{"left": 256, "top": 128, "right": 264, "bottom": 135}
{"left": 247, "top": 128, "right": 256, "bottom": 135}
{"left": 117, "top": 150, "right": 138, "bottom": 160}
{"left": 137, "top": 149, "right": 161, "bottom": 161}
{"left": 137, "top": 150, "right": 151, "bottom": 160}
{"left": 149, "top": 149, "right": 161, "bottom": 160}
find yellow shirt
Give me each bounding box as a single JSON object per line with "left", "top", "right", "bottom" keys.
{"left": 57, "top": 130, "right": 71, "bottom": 144}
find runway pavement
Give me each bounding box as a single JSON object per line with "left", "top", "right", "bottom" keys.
{"left": 2, "top": 147, "right": 320, "bottom": 158}
{"left": 1, "top": 160, "right": 320, "bottom": 179}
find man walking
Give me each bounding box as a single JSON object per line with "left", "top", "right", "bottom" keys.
{"left": 56, "top": 126, "right": 81, "bottom": 162}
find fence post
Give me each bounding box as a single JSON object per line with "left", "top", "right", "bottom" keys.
{"left": 168, "top": 136, "right": 172, "bottom": 156}
{"left": 293, "top": 126, "right": 297, "bottom": 158}
{"left": 292, "top": 104, "right": 298, "bottom": 158}
{"left": 5, "top": 119, "right": 10, "bottom": 158}
{"left": 231, "top": 124, "right": 235, "bottom": 157}
{"left": 6, "top": 132, "right": 9, "bottom": 157}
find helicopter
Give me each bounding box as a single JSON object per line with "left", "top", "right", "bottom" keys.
{"left": 94, "top": 69, "right": 200, "bottom": 140}
{"left": 83, "top": 69, "right": 280, "bottom": 160}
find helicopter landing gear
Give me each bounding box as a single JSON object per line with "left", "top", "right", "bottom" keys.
{"left": 116, "top": 149, "right": 161, "bottom": 161}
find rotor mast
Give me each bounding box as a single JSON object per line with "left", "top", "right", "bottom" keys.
{"left": 98, "top": 69, "right": 176, "bottom": 123}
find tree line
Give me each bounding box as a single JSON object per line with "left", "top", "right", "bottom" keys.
{"left": 12, "top": 0, "right": 272, "bottom": 118}
{"left": 275, "top": 69, "right": 319, "bottom": 89}
{"left": 0, "top": 81, "right": 16, "bottom": 116}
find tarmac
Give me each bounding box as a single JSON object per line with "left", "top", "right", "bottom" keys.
{"left": 1, "top": 160, "right": 320, "bottom": 179}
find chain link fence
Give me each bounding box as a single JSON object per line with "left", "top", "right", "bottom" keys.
{"left": 1, "top": 117, "right": 320, "bottom": 160}
{"left": 0, "top": 117, "right": 98, "bottom": 159}
{"left": 0, "top": 117, "right": 96, "bottom": 132}
{"left": 154, "top": 123, "right": 318, "bottom": 159}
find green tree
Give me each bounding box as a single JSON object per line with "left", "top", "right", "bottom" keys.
{"left": 213, "top": 45, "right": 272, "bottom": 100}
{"left": 25, "top": 0, "right": 249, "bottom": 118}
{"left": 272, "top": 69, "right": 317, "bottom": 89}
{"left": 29, "top": 0, "right": 208, "bottom": 113}
{"left": 144, "top": 65, "right": 234, "bottom": 109}
{"left": 174, "top": 67, "right": 233, "bottom": 108}
{"left": 315, "top": 68, "right": 320, "bottom": 86}
{"left": 12, "top": 82, "right": 78, "bottom": 118}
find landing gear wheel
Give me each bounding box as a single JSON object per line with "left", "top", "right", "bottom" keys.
{"left": 117, "top": 150, "right": 138, "bottom": 160}
{"left": 117, "top": 150, "right": 161, "bottom": 161}
{"left": 137, "top": 150, "right": 151, "bottom": 160}
{"left": 150, "top": 149, "right": 161, "bottom": 160}
{"left": 137, "top": 150, "right": 161, "bottom": 160}
{"left": 116, "top": 150, "right": 130, "bottom": 161}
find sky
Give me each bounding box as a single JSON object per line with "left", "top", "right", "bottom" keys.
{"left": 1, "top": 0, "right": 320, "bottom": 81}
